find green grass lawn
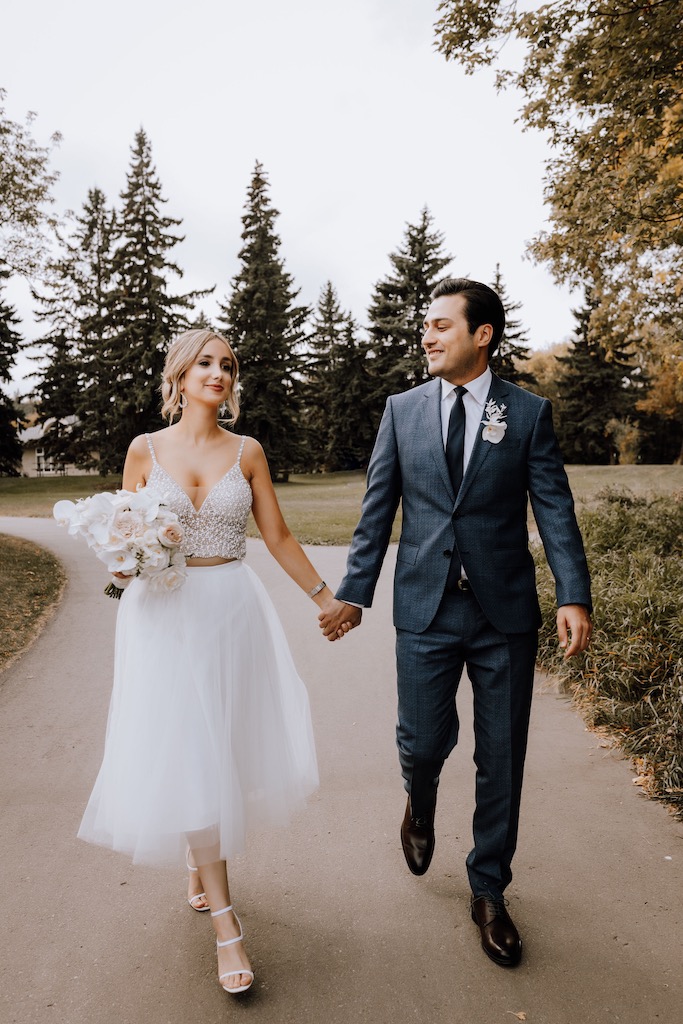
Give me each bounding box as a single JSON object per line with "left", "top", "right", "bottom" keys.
{"left": 565, "top": 464, "right": 683, "bottom": 503}
{"left": 0, "top": 474, "right": 123, "bottom": 518}
{"left": 244, "top": 471, "right": 402, "bottom": 545}
{"left": 0, "top": 470, "right": 391, "bottom": 545}
{"left": 1, "top": 465, "right": 681, "bottom": 545}
{"left": 0, "top": 534, "right": 65, "bottom": 673}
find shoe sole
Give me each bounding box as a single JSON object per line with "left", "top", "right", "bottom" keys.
{"left": 480, "top": 942, "right": 522, "bottom": 968}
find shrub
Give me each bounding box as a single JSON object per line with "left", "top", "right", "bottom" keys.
{"left": 534, "top": 489, "right": 683, "bottom": 818}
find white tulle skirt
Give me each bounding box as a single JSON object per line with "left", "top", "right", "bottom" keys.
{"left": 78, "top": 560, "right": 318, "bottom": 866}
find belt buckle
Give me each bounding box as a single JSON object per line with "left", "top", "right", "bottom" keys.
{"left": 456, "top": 578, "right": 470, "bottom": 592}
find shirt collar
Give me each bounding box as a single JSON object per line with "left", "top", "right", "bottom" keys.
{"left": 440, "top": 366, "right": 492, "bottom": 408}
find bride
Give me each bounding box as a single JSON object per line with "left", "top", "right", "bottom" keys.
{"left": 78, "top": 328, "right": 347, "bottom": 995}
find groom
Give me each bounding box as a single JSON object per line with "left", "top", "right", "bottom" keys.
{"left": 319, "top": 277, "right": 592, "bottom": 967}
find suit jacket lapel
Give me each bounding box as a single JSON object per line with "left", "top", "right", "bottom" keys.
{"left": 421, "top": 379, "right": 455, "bottom": 502}
{"left": 455, "top": 373, "right": 510, "bottom": 508}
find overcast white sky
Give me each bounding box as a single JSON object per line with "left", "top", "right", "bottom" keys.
{"left": 4, "top": 0, "right": 578, "bottom": 392}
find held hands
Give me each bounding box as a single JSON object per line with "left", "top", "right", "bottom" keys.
{"left": 557, "top": 604, "right": 592, "bottom": 659}
{"left": 318, "top": 598, "right": 362, "bottom": 642}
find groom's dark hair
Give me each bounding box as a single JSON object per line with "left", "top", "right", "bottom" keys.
{"left": 430, "top": 278, "right": 505, "bottom": 358}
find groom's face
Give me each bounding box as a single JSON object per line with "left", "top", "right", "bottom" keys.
{"left": 422, "top": 294, "right": 490, "bottom": 385}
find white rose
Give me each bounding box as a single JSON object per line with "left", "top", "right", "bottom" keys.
{"left": 147, "top": 565, "right": 187, "bottom": 593}
{"left": 157, "top": 522, "right": 183, "bottom": 548}
{"left": 113, "top": 509, "right": 147, "bottom": 540}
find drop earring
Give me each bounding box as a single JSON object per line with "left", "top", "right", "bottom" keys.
{"left": 179, "top": 393, "right": 188, "bottom": 409}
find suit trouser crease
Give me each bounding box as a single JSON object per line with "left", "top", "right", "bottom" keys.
{"left": 396, "top": 588, "right": 537, "bottom": 897}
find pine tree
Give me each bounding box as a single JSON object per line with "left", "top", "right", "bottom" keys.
{"left": 366, "top": 207, "right": 451, "bottom": 430}
{"left": 219, "top": 162, "right": 309, "bottom": 479}
{"left": 488, "top": 264, "right": 536, "bottom": 389}
{"left": 88, "top": 130, "right": 209, "bottom": 473}
{"left": 0, "top": 266, "right": 22, "bottom": 474}
{"left": 32, "top": 331, "right": 81, "bottom": 467}
{"left": 32, "top": 188, "right": 117, "bottom": 469}
{"left": 555, "top": 290, "right": 637, "bottom": 464}
{"left": 303, "top": 283, "right": 376, "bottom": 470}
{"left": 73, "top": 187, "right": 119, "bottom": 469}
{"left": 323, "top": 316, "right": 376, "bottom": 471}
{"left": 304, "top": 282, "right": 349, "bottom": 467}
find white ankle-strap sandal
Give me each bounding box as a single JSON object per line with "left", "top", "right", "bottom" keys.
{"left": 211, "top": 905, "right": 255, "bottom": 994}
{"left": 185, "top": 857, "right": 210, "bottom": 912}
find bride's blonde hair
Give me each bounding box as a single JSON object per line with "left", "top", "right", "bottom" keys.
{"left": 160, "top": 329, "right": 240, "bottom": 424}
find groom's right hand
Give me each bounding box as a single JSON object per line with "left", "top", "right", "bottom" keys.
{"left": 319, "top": 600, "right": 362, "bottom": 641}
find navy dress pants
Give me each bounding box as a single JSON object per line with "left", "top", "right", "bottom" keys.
{"left": 396, "top": 586, "right": 538, "bottom": 898}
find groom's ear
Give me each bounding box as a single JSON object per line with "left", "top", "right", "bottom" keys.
{"left": 475, "top": 323, "right": 493, "bottom": 350}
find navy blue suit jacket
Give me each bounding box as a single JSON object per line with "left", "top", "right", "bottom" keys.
{"left": 336, "top": 373, "right": 591, "bottom": 635}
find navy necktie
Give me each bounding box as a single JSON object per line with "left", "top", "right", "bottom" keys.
{"left": 446, "top": 386, "right": 467, "bottom": 496}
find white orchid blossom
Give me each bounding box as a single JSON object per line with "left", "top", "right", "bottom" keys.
{"left": 481, "top": 400, "right": 508, "bottom": 445}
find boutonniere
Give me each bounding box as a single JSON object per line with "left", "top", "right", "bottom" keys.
{"left": 481, "top": 399, "right": 508, "bottom": 444}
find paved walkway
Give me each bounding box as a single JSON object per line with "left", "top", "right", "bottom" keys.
{"left": 1, "top": 516, "right": 682, "bottom": 1024}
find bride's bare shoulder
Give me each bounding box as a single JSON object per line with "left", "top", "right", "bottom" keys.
{"left": 127, "top": 427, "right": 172, "bottom": 455}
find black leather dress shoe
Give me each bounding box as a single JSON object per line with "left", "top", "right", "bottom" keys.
{"left": 400, "top": 797, "right": 435, "bottom": 875}
{"left": 470, "top": 895, "right": 522, "bottom": 967}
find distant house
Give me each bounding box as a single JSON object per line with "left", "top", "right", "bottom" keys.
{"left": 18, "top": 420, "right": 98, "bottom": 478}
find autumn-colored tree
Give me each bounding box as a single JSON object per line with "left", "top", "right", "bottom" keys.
{"left": 434, "top": 2, "right": 683, "bottom": 301}
{"left": 636, "top": 320, "right": 683, "bottom": 464}
{"left": 525, "top": 341, "right": 569, "bottom": 406}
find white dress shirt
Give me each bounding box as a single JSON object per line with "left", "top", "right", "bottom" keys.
{"left": 440, "top": 367, "right": 492, "bottom": 474}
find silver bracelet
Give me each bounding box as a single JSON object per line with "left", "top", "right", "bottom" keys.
{"left": 307, "top": 580, "right": 326, "bottom": 599}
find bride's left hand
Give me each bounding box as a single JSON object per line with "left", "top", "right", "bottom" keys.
{"left": 319, "top": 600, "right": 362, "bottom": 641}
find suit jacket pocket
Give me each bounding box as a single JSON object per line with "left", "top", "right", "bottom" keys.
{"left": 397, "top": 540, "right": 419, "bottom": 565}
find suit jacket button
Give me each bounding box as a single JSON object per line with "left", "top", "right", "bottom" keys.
{"left": 444, "top": 550, "right": 452, "bottom": 558}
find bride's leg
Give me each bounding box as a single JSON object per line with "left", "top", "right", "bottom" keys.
{"left": 195, "top": 857, "right": 253, "bottom": 993}
{"left": 186, "top": 849, "right": 210, "bottom": 910}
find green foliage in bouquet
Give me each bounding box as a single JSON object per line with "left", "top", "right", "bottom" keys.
{"left": 534, "top": 490, "right": 683, "bottom": 818}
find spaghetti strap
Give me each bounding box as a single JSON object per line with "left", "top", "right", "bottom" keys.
{"left": 236, "top": 435, "right": 247, "bottom": 466}
{"left": 145, "top": 433, "right": 158, "bottom": 464}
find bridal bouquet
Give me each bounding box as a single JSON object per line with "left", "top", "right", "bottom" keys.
{"left": 53, "top": 487, "right": 188, "bottom": 599}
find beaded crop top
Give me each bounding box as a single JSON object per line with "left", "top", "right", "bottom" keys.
{"left": 145, "top": 433, "right": 252, "bottom": 559}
